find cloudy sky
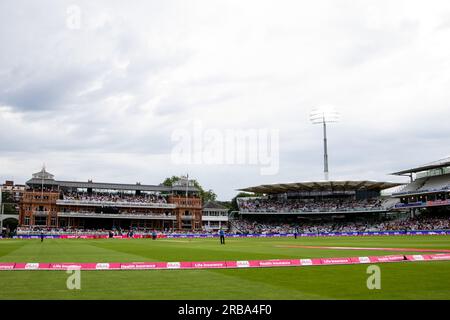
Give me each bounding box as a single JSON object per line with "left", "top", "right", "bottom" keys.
{"left": 1, "top": 0, "right": 450, "bottom": 200}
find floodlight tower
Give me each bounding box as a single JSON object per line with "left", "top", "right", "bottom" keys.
{"left": 310, "top": 106, "right": 340, "bottom": 181}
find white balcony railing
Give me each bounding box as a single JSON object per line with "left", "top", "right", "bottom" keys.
{"left": 239, "top": 207, "right": 388, "bottom": 214}
{"left": 201, "top": 215, "right": 229, "bottom": 222}
{"left": 56, "top": 199, "right": 176, "bottom": 209}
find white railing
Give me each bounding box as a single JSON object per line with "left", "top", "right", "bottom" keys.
{"left": 56, "top": 199, "right": 176, "bottom": 209}
{"left": 239, "top": 207, "right": 388, "bottom": 214}
{"left": 201, "top": 216, "right": 229, "bottom": 221}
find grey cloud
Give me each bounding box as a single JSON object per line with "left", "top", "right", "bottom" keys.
{"left": 0, "top": 66, "right": 104, "bottom": 111}
{"left": 337, "top": 20, "right": 420, "bottom": 67}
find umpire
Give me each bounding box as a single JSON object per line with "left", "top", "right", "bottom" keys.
{"left": 294, "top": 227, "right": 299, "bottom": 239}
{"left": 219, "top": 228, "right": 225, "bottom": 245}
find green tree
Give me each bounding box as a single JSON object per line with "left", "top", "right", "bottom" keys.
{"left": 1, "top": 191, "right": 18, "bottom": 215}
{"left": 2, "top": 203, "right": 17, "bottom": 215}
{"left": 1, "top": 190, "right": 14, "bottom": 203}
{"left": 162, "top": 176, "right": 181, "bottom": 187}
{"left": 162, "top": 176, "right": 217, "bottom": 203}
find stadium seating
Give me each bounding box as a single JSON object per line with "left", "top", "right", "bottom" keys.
{"left": 237, "top": 197, "right": 387, "bottom": 213}
{"left": 231, "top": 215, "right": 450, "bottom": 234}
{"left": 15, "top": 213, "right": 450, "bottom": 236}
{"left": 418, "top": 174, "right": 450, "bottom": 192}
{"left": 394, "top": 174, "right": 450, "bottom": 195}
{"left": 61, "top": 192, "right": 168, "bottom": 205}
{"left": 395, "top": 177, "right": 429, "bottom": 194}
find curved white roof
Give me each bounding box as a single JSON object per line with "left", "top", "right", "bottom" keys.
{"left": 238, "top": 180, "right": 402, "bottom": 194}
{"left": 391, "top": 156, "right": 450, "bottom": 175}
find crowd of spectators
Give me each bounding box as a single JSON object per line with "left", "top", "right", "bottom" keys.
{"left": 58, "top": 209, "right": 175, "bottom": 217}
{"left": 61, "top": 192, "right": 168, "bottom": 205}
{"left": 238, "top": 197, "right": 386, "bottom": 213}
{"left": 16, "top": 227, "right": 112, "bottom": 236}
{"left": 15, "top": 227, "right": 213, "bottom": 236}
{"left": 231, "top": 215, "right": 450, "bottom": 234}
{"left": 14, "top": 215, "right": 450, "bottom": 236}
{"left": 375, "top": 216, "right": 450, "bottom": 232}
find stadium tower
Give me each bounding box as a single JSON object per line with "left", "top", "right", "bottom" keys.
{"left": 310, "top": 106, "right": 340, "bottom": 181}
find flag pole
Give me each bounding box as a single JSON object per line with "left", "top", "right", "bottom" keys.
{"left": 185, "top": 174, "right": 189, "bottom": 199}
{"left": 41, "top": 163, "right": 45, "bottom": 198}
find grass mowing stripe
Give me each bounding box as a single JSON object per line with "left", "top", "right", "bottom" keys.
{"left": 0, "top": 269, "right": 334, "bottom": 300}
{"left": 0, "top": 236, "right": 449, "bottom": 299}
{"left": 1, "top": 262, "right": 449, "bottom": 299}
{"left": 0, "top": 241, "right": 27, "bottom": 258}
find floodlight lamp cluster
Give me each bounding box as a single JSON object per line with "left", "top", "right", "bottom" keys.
{"left": 309, "top": 105, "right": 340, "bottom": 124}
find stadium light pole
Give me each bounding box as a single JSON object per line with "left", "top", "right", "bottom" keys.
{"left": 310, "top": 106, "right": 340, "bottom": 181}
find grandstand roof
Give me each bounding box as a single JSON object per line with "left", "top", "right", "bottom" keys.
{"left": 25, "top": 167, "right": 200, "bottom": 192}
{"left": 238, "top": 180, "right": 402, "bottom": 194}
{"left": 391, "top": 156, "right": 450, "bottom": 175}
{"left": 203, "top": 201, "right": 228, "bottom": 210}
{"left": 25, "top": 179, "right": 199, "bottom": 192}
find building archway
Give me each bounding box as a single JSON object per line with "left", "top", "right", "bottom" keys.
{"left": 1, "top": 216, "right": 19, "bottom": 237}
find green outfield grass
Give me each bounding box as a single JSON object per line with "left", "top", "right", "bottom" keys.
{"left": 0, "top": 236, "right": 449, "bottom": 300}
